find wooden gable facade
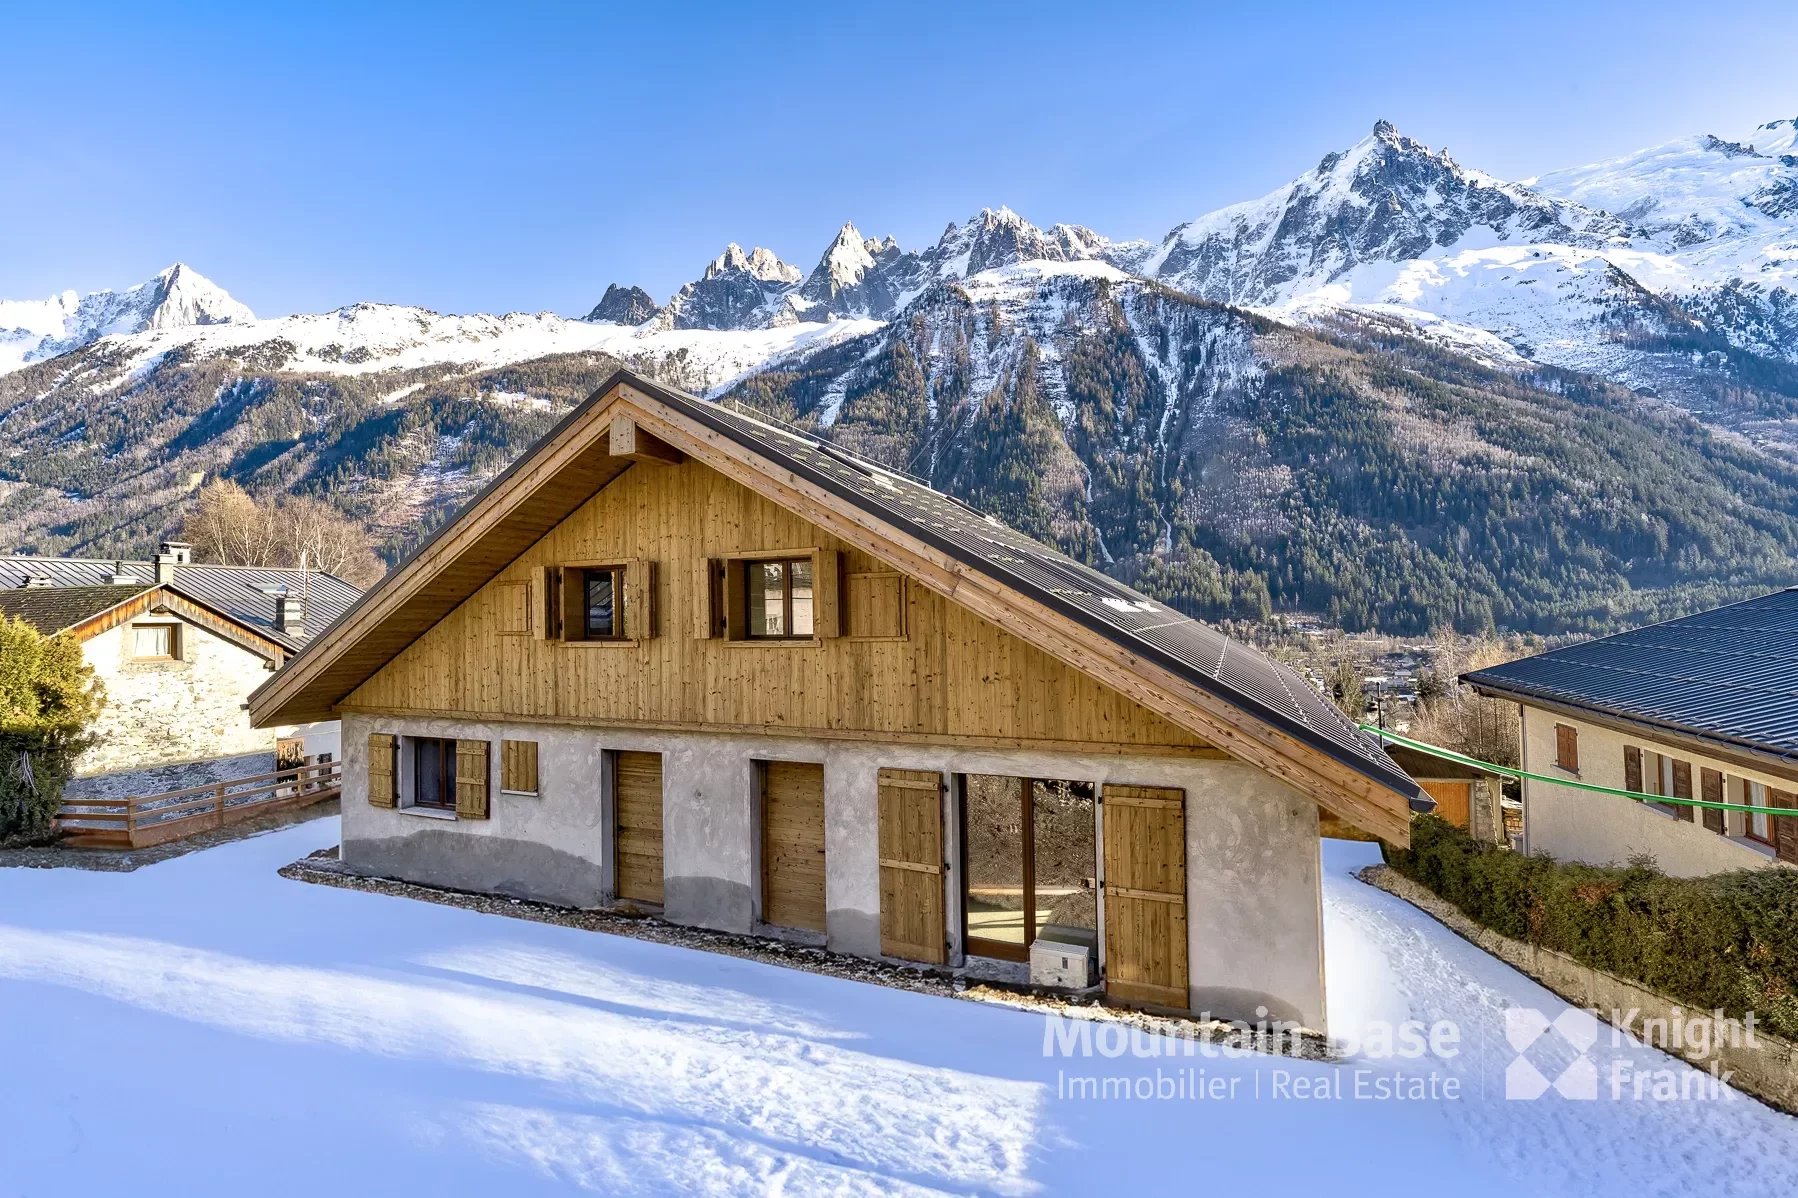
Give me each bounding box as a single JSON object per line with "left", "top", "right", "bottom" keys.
{"left": 344, "top": 455, "right": 1222, "bottom": 758}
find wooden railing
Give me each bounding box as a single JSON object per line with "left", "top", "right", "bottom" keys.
{"left": 55, "top": 759, "right": 343, "bottom": 849}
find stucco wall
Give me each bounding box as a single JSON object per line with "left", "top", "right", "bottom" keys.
{"left": 77, "top": 615, "right": 316, "bottom": 776}
{"left": 337, "top": 712, "right": 1329, "bottom": 1030}
{"left": 1520, "top": 705, "right": 1792, "bottom": 877}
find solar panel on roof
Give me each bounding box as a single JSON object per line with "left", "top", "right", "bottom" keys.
{"left": 632, "top": 378, "right": 1422, "bottom": 801}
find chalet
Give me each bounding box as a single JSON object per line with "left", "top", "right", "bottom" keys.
{"left": 1465, "top": 589, "right": 1798, "bottom": 876}
{"left": 249, "top": 370, "right": 1429, "bottom": 1029}
{"left": 0, "top": 546, "right": 360, "bottom": 776}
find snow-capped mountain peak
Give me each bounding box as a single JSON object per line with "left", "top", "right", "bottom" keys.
{"left": 800, "top": 222, "right": 881, "bottom": 301}
{"left": 1737, "top": 116, "right": 1798, "bottom": 156}
{"left": 0, "top": 262, "right": 253, "bottom": 374}
{"left": 704, "top": 243, "right": 801, "bottom": 285}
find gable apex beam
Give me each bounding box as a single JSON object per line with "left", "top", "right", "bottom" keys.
{"left": 609, "top": 413, "right": 684, "bottom": 465}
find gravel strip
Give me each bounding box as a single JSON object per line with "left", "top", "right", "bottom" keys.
{"left": 281, "top": 847, "right": 1331, "bottom": 1061}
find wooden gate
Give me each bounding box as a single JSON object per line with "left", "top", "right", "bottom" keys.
{"left": 614, "top": 750, "right": 665, "bottom": 905}
{"left": 761, "top": 761, "right": 827, "bottom": 932}
{"left": 877, "top": 768, "right": 945, "bottom": 963}
{"left": 1101, "top": 784, "right": 1188, "bottom": 1009}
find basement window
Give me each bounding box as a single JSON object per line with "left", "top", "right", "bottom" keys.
{"left": 744, "top": 558, "right": 814, "bottom": 639}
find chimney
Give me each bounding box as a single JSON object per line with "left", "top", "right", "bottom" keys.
{"left": 110, "top": 560, "right": 135, "bottom": 585}
{"left": 275, "top": 594, "right": 305, "bottom": 637}
{"left": 21, "top": 574, "right": 52, "bottom": 588}
{"left": 154, "top": 540, "right": 190, "bottom": 585}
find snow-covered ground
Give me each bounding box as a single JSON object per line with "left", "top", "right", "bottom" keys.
{"left": 0, "top": 822, "right": 1791, "bottom": 1196}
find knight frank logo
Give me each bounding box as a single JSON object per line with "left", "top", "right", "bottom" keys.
{"left": 1503, "top": 1007, "right": 1600, "bottom": 1100}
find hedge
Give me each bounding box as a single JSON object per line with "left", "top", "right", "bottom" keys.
{"left": 1385, "top": 815, "right": 1798, "bottom": 1041}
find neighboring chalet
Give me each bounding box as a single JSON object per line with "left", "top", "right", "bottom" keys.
{"left": 1466, "top": 589, "right": 1798, "bottom": 876}
{"left": 250, "top": 370, "right": 1428, "bottom": 1029}
{"left": 0, "top": 544, "right": 360, "bottom": 776}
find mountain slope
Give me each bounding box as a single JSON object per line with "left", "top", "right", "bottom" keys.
{"left": 728, "top": 265, "right": 1798, "bottom": 635}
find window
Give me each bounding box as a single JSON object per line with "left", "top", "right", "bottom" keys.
{"left": 131, "top": 623, "right": 179, "bottom": 660}
{"left": 580, "top": 567, "right": 624, "bottom": 639}
{"left": 961, "top": 774, "right": 1097, "bottom": 962}
{"left": 1553, "top": 723, "right": 1579, "bottom": 773}
{"left": 1746, "top": 780, "right": 1773, "bottom": 845}
{"left": 500, "top": 739, "right": 539, "bottom": 795}
{"left": 411, "top": 737, "right": 459, "bottom": 811}
{"left": 744, "top": 558, "right": 814, "bottom": 639}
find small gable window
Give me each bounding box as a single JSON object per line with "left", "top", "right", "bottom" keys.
{"left": 582, "top": 566, "right": 624, "bottom": 639}
{"left": 130, "top": 623, "right": 180, "bottom": 661}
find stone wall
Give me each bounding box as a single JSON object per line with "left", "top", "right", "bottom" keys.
{"left": 337, "top": 712, "right": 1330, "bottom": 1031}
{"left": 77, "top": 616, "right": 313, "bottom": 776}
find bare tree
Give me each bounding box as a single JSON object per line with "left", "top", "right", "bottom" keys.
{"left": 181, "top": 481, "right": 280, "bottom": 566}
{"left": 1409, "top": 634, "right": 1529, "bottom": 768}
{"left": 274, "top": 497, "right": 385, "bottom": 587}
{"left": 181, "top": 481, "right": 386, "bottom": 587}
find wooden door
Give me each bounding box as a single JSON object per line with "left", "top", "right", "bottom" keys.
{"left": 614, "top": 751, "right": 664, "bottom": 905}
{"left": 1101, "top": 784, "right": 1188, "bottom": 1009}
{"left": 1420, "top": 780, "right": 1471, "bottom": 829}
{"left": 877, "top": 768, "right": 945, "bottom": 963}
{"left": 761, "top": 761, "right": 827, "bottom": 932}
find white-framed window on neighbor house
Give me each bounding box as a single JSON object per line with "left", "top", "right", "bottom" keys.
{"left": 129, "top": 621, "right": 181, "bottom": 661}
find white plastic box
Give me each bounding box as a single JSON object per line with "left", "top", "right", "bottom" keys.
{"left": 1029, "top": 938, "right": 1095, "bottom": 989}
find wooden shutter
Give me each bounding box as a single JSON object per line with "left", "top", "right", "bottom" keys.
{"left": 1623, "top": 746, "right": 1642, "bottom": 794}
{"left": 561, "top": 567, "right": 586, "bottom": 642}
{"left": 535, "top": 566, "right": 562, "bottom": 640}
{"left": 1672, "top": 760, "right": 1694, "bottom": 822}
{"left": 1554, "top": 724, "right": 1578, "bottom": 771}
{"left": 812, "top": 549, "right": 842, "bottom": 638}
{"left": 847, "top": 573, "right": 906, "bottom": 639}
{"left": 1700, "top": 768, "right": 1725, "bottom": 834}
{"left": 877, "top": 768, "right": 945, "bottom": 963}
{"left": 625, "top": 559, "right": 656, "bottom": 640}
{"left": 494, "top": 580, "right": 531, "bottom": 636}
{"left": 367, "top": 733, "right": 396, "bottom": 808}
{"left": 760, "top": 761, "right": 827, "bottom": 932}
{"left": 1101, "top": 784, "right": 1188, "bottom": 1010}
{"left": 614, "top": 751, "right": 665, "bottom": 904}
{"left": 500, "top": 739, "right": 539, "bottom": 794}
{"left": 1771, "top": 790, "right": 1798, "bottom": 865}
{"left": 455, "top": 739, "right": 490, "bottom": 819}
{"left": 692, "top": 558, "right": 721, "bottom": 638}
{"left": 723, "top": 559, "right": 746, "bottom": 640}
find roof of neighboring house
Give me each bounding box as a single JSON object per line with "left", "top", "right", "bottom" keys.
{"left": 0, "top": 584, "right": 150, "bottom": 636}
{"left": 1464, "top": 587, "right": 1798, "bottom": 761}
{"left": 250, "top": 369, "right": 1428, "bottom": 838}
{"left": 0, "top": 557, "right": 362, "bottom": 653}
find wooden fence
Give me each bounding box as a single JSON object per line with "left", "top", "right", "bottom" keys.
{"left": 55, "top": 759, "right": 343, "bottom": 849}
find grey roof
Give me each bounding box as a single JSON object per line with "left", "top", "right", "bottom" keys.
{"left": 0, "top": 557, "right": 362, "bottom": 652}
{"left": 1464, "top": 587, "right": 1798, "bottom": 760}
{"left": 0, "top": 584, "right": 149, "bottom": 635}
{"left": 620, "top": 374, "right": 1426, "bottom": 806}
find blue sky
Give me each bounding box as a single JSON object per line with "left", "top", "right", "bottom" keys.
{"left": 3, "top": 0, "right": 1794, "bottom": 318}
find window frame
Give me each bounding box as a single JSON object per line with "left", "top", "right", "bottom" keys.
{"left": 1744, "top": 779, "right": 1775, "bottom": 846}
{"left": 129, "top": 621, "right": 181, "bottom": 662}
{"left": 556, "top": 562, "right": 631, "bottom": 643}
{"left": 408, "top": 736, "right": 460, "bottom": 812}
{"left": 741, "top": 556, "right": 816, "bottom": 641}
